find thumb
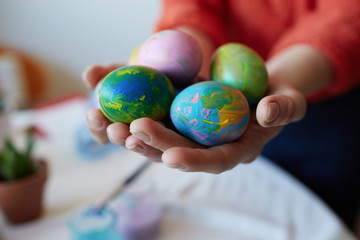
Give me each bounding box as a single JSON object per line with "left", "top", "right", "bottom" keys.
{"left": 82, "top": 64, "right": 124, "bottom": 89}
{"left": 256, "top": 82, "right": 307, "bottom": 127}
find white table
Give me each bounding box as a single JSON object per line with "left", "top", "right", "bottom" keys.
{"left": 0, "top": 95, "right": 356, "bottom": 240}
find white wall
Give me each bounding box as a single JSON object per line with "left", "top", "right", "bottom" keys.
{"left": 0, "top": 0, "right": 160, "bottom": 100}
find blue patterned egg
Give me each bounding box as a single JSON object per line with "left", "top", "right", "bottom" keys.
{"left": 170, "top": 81, "right": 250, "bottom": 146}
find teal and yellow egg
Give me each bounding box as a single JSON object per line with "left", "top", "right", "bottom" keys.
{"left": 170, "top": 81, "right": 250, "bottom": 146}
{"left": 98, "top": 65, "right": 175, "bottom": 124}
{"left": 210, "top": 43, "right": 268, "bottom": 105}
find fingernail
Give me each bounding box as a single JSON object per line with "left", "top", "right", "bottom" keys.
{"left": 87, "top": 116, "right": 104, "bottom": 129}
{"left": 166, "top": 164, "right": 186, "bottom": 171}
{"left": 126, "top": 143, "right": 145, "bottom": 153}
{"left": 132, "top": 132, "right": 151, "bottom": 143}
{"left": 107, "top": 133, "right": 125, "bottom": 146}
{"left": 266, "top": 102, "right": 280, "bottom": 123}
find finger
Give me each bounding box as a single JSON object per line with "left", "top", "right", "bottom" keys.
{"left": 104, "top": 64, "right": 124, "bottom": 73}
{"left": 129, "top": 118, "right": 201, "bottom": 151}
{"left": 82, "top": 65, "right": 107, "bottom": 89}
{"left": 125, "top": 135, "right": 163, "bottom": 161}
{"left": 82, "top": 64, "right": 124, "bottom": 89}
{"left": 86, "top": 108, "right": 111, "bottom": 144}
{"left": 106, "top": 122, "right": 131, "bottom": 147}
{"left": 162, "top": 143, "right": 257, "bottom": 174}
{"left": 256, "top": 84, "right": 306, "bottom": 127}
{"left": 161, "top": 147, "right": 226, "bottom": 173}
{"left": 162, "top": 119, "right": 283, "bottom": 173}
{"left": 161, "top": 134, "right": 256, "bottom": 173}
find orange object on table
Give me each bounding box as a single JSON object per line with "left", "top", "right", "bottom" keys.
{"left": 0, "top": 46, "right": 47, "bottom": 105}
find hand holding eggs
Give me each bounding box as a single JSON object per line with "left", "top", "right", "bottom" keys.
{"left": 99, "top": 30, "right": 269, "bottom": 147}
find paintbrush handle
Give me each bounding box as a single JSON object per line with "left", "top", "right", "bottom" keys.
{"left": 97, "top": 160, "right": 152, "bottom": 211}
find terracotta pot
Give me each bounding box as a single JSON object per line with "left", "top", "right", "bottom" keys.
{"left": 0, "top": 159, "right": 48, "bottom": 224}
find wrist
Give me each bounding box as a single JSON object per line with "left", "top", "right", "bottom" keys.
{"left": 266, "top": 44, "right": 334, "bottom": 96}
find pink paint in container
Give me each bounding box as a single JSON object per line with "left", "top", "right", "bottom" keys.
{"left": 114, "top": 179, "right": 162, "bottom": 240}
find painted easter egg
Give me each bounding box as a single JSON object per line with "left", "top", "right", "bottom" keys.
{"left": 210, "top": 43, "right": 268, "bottom": 105}
{"left": 127, "top": 45, "right": 141, "bottom": 65}
{"left": 137, "top": 29, "right": 203, "bottom": 88}
{"left": 170, "top": 81, "right": 250, "bottom": 146}
{"left": 98, "top": 65, "right": 175, "bottom": 124}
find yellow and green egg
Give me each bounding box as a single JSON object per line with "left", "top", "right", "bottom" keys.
{"left": 210, "top": 43, "right": 268, "bottom": 105}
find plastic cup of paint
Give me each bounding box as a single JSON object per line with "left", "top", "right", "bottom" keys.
{"left": 115, "top": 180, "right": 162, "bottom": 240}
{"left": 67, "top": 206, "right": 123, "bottom": 240}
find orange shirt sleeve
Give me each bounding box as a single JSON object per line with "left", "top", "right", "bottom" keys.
{"left": 154, "top": 0, "right": 226, "bottom": 47}
{"left": 269, "top": 1, "right": 360, "bottom": 101}
{"left": 155, "top": 0, "right": 360, "bottom": 102}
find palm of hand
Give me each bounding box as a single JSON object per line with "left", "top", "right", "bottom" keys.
{"left": 126, "top": 111, "right": 283, "bottom": 173}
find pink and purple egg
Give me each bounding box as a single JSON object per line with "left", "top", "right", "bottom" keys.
{"left": 137, "top": 29, "right": 203, "bottom": 89}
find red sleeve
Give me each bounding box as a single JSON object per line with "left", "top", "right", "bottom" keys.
{"left": 154, "top": 0, "right": 226, "bottom": 47}
{"left": 269, "top": 0, "right": 360, "bottom": 102}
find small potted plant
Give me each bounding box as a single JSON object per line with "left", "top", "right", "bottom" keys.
{"left": 0, "top": 127, "right": 48, "bottom": 224}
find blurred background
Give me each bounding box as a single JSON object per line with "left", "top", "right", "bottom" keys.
{"left": 0, "top": 0, "right": 160, "bottom": 105}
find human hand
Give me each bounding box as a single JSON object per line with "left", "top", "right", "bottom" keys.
{"left": 83, "top": 63, "right": 306, "bottom": 173}
{"left": 82, "top": 63, "right": 131, "bottom": 144}
{"left": 121, "top": 79, "right": 306, "bottom": 173}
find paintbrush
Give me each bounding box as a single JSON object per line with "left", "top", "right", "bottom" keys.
{"left": 94, "top": 160, "right": 152, "bottom": 213}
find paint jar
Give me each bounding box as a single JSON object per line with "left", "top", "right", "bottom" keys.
{"left": 68, "top": 207, "right": 123, "bottom": 240}
{"left": 115, "top": 180, "right": 162, "bottom": 240}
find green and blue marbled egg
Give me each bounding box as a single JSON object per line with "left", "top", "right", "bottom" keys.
{"left": 210, "top": 43, "right": 268, "bottom": 105}
{"left": 170, "top": 81, "right": 250, "bottom": 146}
{"left": 98, "top": 65, "right": 175, "bottom": 123}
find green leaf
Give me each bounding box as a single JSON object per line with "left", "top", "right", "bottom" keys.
{"left": 0, "top": 127, "right": 36, "bottom": 182}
